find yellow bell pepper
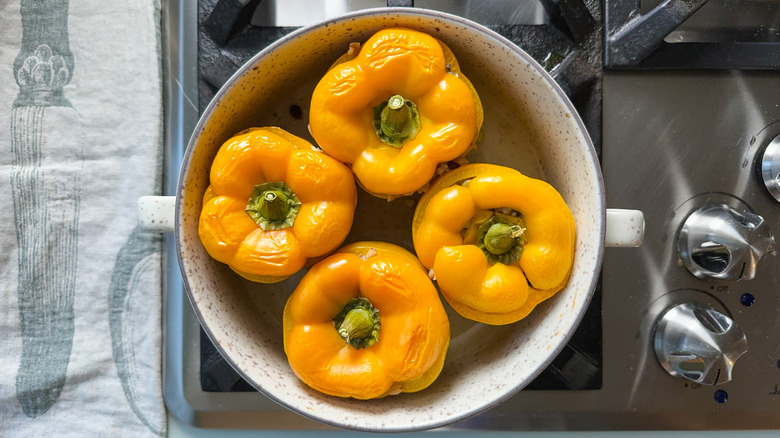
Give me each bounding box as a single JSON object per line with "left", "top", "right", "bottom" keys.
{"left": 412, "top": 164, "right": 575, "bottom": 325}
{"left": 283, "top": 241, "right": 450, "bottom": 399}
{"left": 309, "top": 27, "right": 484, "bottom": 199}
{"left": 198, "top": 127, "right": 357, "bottom": 283}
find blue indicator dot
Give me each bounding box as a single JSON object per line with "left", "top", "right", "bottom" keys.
{"left": 740, "top": 293, "right": 756, "bottom": 306}
{"left": 714, "top": 389, "right": 728, "bottom": 404}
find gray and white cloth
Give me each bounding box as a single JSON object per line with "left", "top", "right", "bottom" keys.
{"left": 0, "top": 0, "right": 166, "bottom": 436}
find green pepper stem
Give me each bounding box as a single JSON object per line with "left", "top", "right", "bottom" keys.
{"left": 381, "top": 95, "right": 414, "bottom": 138}
{"left": 373, "top": 94, "right": 421, "bottom": 147}
{"left": 387, "top": 94, "right": 405, "bottom": 110}
{"left": 477, "top": 214, "right": 526, "bottom": 265}
{"left": 245, "top": 181, "right": 301, "bottom": 231}
{"left": 338, "top": 308, "right": 374, "bottom": 340}
{"left": 259, "top": 190, "right": 289, "bottom": 222}
{"left": 484, "top": 223, "right": 523, "bottom": 255}
{"left": 334, "top": 297, "right": 380, "bottom": 350}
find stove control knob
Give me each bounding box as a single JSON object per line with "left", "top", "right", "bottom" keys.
{"left": 761, "top": 134, "right": 780, "bottom": 202}
{"left": 654, "top": 303, "right": 747, "bottom": 385}
{"left": 677, "top": 204, "right": 773, "bottom": 280}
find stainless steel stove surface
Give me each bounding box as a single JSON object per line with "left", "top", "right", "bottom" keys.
{"left": 161, "top": 0, "right": 780, "bottom": 432}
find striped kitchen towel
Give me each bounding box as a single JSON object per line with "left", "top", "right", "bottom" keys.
{"left": 0, "top": 0, "right": 166, "bottom": 436}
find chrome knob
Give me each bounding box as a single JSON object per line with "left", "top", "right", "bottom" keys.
{"left": 653, "top": 303, "right": 747, "bottom": 385}
{"left": 677, "top": 203, "right": 774, "bottom": 280}
{"left": 761, "top": 134, "right": 780, "bottom": 202}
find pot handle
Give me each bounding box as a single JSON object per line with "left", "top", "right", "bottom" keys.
{"left": 138, "top": 196, "right": 176, "bottom": 233}
{"left": 605, "top": 208, "right": 644, "bottom": 247}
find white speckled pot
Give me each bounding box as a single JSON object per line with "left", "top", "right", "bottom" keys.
{"left": 169, "top": 7, "right": 642, "bottom": 433}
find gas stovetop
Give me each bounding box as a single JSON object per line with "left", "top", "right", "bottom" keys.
{"left": 161, "top": 0, "right": 780, "bottom": 431}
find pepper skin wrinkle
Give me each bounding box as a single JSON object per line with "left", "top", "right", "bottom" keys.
{"left": 198, "top": 127, "right": 357, "bottom": 283}
{"left": 283, "top": 242, "right": 450, "bottom": 399}
{"left": 309, "top": 28, "right": 483, "bottom": 199}
{"left": 412, "top": 164, "right": 575, "bottom": 325}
